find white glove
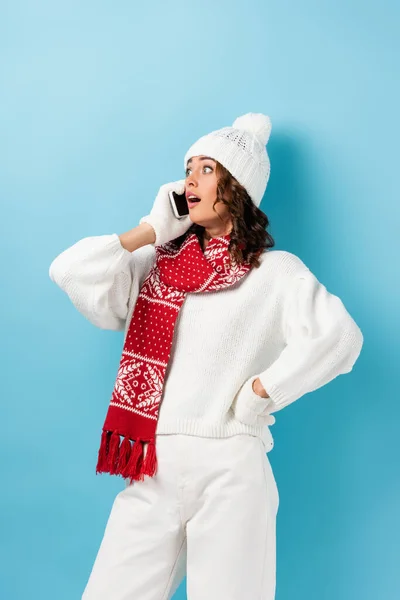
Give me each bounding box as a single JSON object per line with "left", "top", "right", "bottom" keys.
{"left": 139, "top": 179, "right": 193, "bottom": 246}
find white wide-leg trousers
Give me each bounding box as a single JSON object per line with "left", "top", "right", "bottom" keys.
{"left": 82, "top": 433, "right": 279, "bottom": 600}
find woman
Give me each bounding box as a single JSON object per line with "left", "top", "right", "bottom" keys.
{"left": 49, "top": 113, "right": 364, "bottom": 600}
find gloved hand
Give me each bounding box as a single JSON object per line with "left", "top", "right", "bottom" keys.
{"left": 139, "top": 179, "right": 193, "bottom": 246}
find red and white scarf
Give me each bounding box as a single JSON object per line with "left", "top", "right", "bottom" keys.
{"left": 96, "top": 231, "right": 256, "bottom": 482}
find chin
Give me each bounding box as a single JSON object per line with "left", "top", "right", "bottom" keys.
{"left": 188, "top": 217, "right": 203, "bottom": 226}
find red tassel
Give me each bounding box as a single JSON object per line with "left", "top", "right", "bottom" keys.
{"left": 96, "top": 430, "right": 110, "bottom": 474}
{"left": 124, "top": 438, "right": 144, "bottom": 483}
{"left": 117, "top": 436, "right": 132, "bottom": 475}
{"left": 141, "top": 438, "right": 158, "bottom": 477}
{"left": 107, "top": 431, "right": 121, "bottom": 474}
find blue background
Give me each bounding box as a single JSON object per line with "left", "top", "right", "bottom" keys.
{"left": 1, "top": 1, "right": 399, "bottom": 598}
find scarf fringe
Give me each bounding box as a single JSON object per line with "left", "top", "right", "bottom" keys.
{"left": 141, "top": 438, "right": 158, "bottom": 477}
{"left": 96, "top": 431, "right": 158, "bottom": 482}
{"left": 124, "top": 437, "right": 144, "bottom": 481}
{"left": 96, "top": 430, "right": 110, "bottom": 473}
{"left": 107, "top": 431, "right": 121, "bottom": 474}
{"left": 118, "top": 436, "right": 132, "bottom": 473}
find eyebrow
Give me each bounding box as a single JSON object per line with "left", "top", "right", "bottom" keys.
{"left": 186, "top": 156, "right": 216, "bottom": 166}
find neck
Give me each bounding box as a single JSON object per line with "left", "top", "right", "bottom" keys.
{"left": 204, "top": 225, "right": 232, "bottom": 241}
{"left": 202, "top": 226, "right": 231, "bottom": 252}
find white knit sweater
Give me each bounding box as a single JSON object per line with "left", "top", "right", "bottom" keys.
{"left": 49, "top": 233, "right": 363, "bottom": 451}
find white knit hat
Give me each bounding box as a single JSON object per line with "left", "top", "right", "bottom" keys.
{"left": 183, "top": 112, "right": 272, "bottom": 207}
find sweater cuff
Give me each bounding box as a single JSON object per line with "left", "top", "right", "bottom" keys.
{"left": 231, "top": 375, "right": 276, "bottom": 427}
{"left": 257, "top": 372, "right": 296, "bottom": 412}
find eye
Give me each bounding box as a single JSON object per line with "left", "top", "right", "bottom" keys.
{"left": 185, "top": 165, "right": 214, "bottom": 176}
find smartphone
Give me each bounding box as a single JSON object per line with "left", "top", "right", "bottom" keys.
{"left": 168, "top": 190, "right": 189, "bottom": 219}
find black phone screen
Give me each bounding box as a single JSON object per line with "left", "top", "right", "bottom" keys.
{"left": 172, "top": 191, "right": 189, "bottom": 217}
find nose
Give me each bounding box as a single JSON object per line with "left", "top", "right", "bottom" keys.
{"left": 185, "top": 169, "right": 198, "bottom": 188}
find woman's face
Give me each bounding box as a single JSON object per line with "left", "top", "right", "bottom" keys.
{"left": 184, "top": 155, "right": 231, "bottom": 229}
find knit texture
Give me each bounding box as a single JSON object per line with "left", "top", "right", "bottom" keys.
{"left": 49, "top": 234, "right": 364, "bottom": 453}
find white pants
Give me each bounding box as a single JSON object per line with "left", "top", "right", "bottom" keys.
{"left": 82, "top": 433, "right": 279, "bottom": 600}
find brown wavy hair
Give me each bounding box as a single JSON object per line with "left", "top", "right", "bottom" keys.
{"left": 172, "top": 160, "right": 275, "bottom": 268}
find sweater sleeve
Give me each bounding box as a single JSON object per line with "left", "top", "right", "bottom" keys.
{"left": 257, "top": 267, "right": 364, "bottom": 413}
{"left": 49, "top": 233, "right": 156, "bottom": 331}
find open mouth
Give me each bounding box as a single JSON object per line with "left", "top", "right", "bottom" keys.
{"left": 187, "top": 194, "right": 201, "bottom": 208}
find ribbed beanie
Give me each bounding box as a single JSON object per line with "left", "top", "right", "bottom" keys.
{"left": 183, "top": 112, "right": 272, "bottom": 207}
